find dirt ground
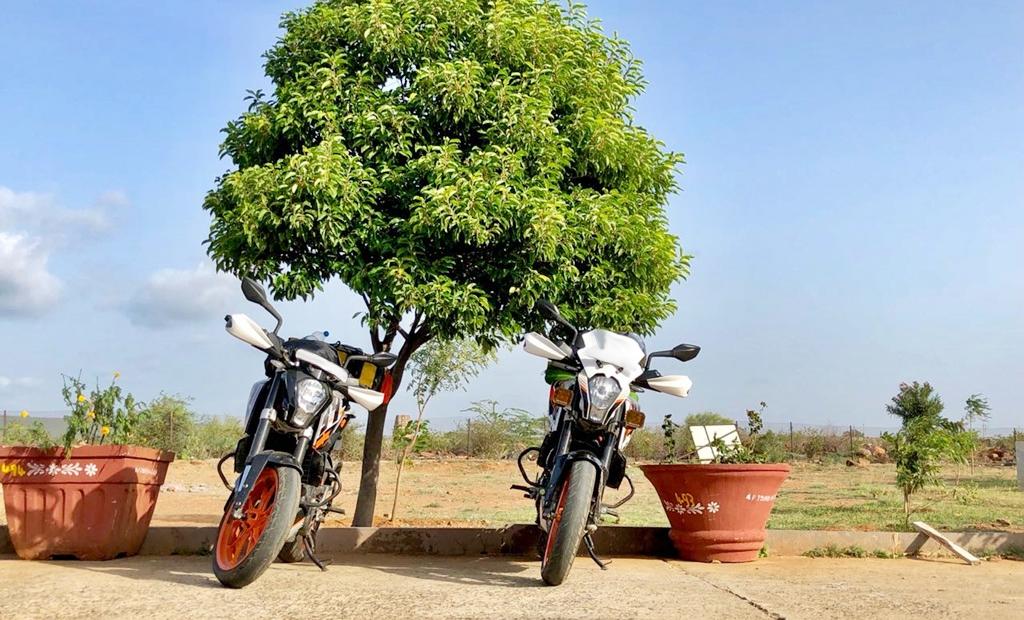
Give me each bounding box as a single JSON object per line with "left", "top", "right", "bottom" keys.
{"left": 1, "top": 458, "right": 1020, "bottom": 531}
{"left": 0, "top": 554, "right": 1020, "bottom": 619}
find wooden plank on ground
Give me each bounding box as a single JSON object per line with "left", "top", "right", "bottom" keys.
{"left": 912, "top": 521, "right": 981, "bottom": 565}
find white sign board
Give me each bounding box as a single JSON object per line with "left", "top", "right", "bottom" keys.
{"left": 690, "top": 425, "right": 741, "bottom": 464}
{"left": 1017, "top": 442, "right": 1024, "bottom": 491}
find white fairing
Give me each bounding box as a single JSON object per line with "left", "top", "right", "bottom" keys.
{"left": 577, "top": 330, "right": 645, "bottom": 381}
{"left": 294, "top": 349, "right": 351, "bottom": 384}
{"left": 293, "top": 349, "right": 383, "bottom": 411}
{"left": 523, "top": 333, "right": 570, "bottom": 361}
{"left": 226, "top": 313, "right": 274, "bottom": 350}
{"left": 645, "top": 374, "right": 693, "bottom": 397}
{"left": 346, "top": 386, "right": 385, "bottom": 411}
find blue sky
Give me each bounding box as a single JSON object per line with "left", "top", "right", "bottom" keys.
{"left": 1, "top": 1, "right": 1021, "bottom": 430}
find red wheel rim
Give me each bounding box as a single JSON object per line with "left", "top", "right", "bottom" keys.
{"left": 542, "top": 472, "right": 571, "bottom": 567}
{"left": 216, "top": 467, "right": 278, "bottom": 570}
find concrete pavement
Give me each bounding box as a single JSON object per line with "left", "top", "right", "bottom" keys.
{"left": 0, "top": 554, "right": 1020, "bottom": 619}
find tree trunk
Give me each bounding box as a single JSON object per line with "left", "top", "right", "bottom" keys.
{"left": 352, "top": 402, "right": 388, "bottom": 527}
{"left": 351, "top": 322, "right": 430, "bottom": 527}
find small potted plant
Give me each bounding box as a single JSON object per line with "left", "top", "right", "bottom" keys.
{"left": 640, "top": 403, "right": 790, "bottom": 562}
{"left": 0, "top": 373, "right": 174, "bottom": 560}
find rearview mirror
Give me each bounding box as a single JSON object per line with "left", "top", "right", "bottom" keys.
{"left": 646, "top": 342, "right": 701, "bottom": 367}
{"left": 241, "top": 277, "right": 268, "bottom": 305}
{"left": 240, "top": 277, "right": 283, "bottom": 334}
{"left": 535, "top": 299, "right": 561, "bottom": 322}
{"left": 349, "top": 352, "right": 399, "bottom": 368}
{"left": 670, "top": 343, "right": 701, "bottom": 362}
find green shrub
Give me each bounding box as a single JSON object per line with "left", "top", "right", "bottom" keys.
{"left": 191, "top": 415, "right": 243, "bottom": 459}
{"left": 136, "top": 395, "right": 197, "bottom": 456}
{"left": 1, "top": 420, "right": 55, "bottom": 449}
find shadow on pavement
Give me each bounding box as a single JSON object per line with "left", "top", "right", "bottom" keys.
{"left": 351, "top": 555, "right": 546, "bottom": 589}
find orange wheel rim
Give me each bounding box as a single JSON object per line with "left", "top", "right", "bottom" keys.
{"left": 543, "top": 472, "right": 571, "bottom": 566}
{"left": 216, "top": 467, "right": 278, "bottom": 570}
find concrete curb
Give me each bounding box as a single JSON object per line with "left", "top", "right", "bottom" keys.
{"left": 4, "top": 524, "right": 1023, "bottom": 558}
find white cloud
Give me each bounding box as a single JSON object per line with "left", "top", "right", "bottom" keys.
{"left": 0, "top": 232, "right": 61, "bottom": 316}
{"left": 0, "top": 185, "right": 111, "bottom": 235}
{"left": 94, "top": 189, "right": 130, "bottom": 209}
{"left": 0, "top": 185, "right": 129, "bottom": 316}
{"left": 126, "top": 262, "right": 237, "bottom": 328}
{"left": 0, "top": 376, "right": 39, "bottom": 390}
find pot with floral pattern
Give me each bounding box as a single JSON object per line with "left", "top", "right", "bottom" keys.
{"left": 0, "top": 445, "right": 174, "bottom": 560}
{"left": 640, "top": 463, "right": 790, "bottom": 562}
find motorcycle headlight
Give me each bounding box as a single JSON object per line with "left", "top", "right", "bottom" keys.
{"left": 292, "top": 379, "right": 328, "bottom": 427}
{"left": 588, "top": 376, "right": 621, "bottom": 412}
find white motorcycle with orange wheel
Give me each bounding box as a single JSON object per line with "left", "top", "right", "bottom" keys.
{"left": 513, "top": 299, "right": 699, "bottom": 585}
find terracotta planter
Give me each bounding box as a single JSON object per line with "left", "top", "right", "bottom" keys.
{"left": 0, "top": 445, "right": 174, "bottom": 560}
{"left": 640, "top": 463, "right": 789, "bottom": 562}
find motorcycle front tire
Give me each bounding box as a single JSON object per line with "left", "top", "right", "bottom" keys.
{"left": 540, "top": 460, "right": 597, "bottom": 586}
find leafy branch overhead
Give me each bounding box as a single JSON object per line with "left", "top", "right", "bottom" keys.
{"left": 204, "top": 0, "right": 689, "bottom": 349}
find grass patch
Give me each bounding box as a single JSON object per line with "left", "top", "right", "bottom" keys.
{"left": 803, "top": 544, "right": 868, "bottom": 558}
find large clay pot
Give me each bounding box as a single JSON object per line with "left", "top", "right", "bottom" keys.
{"left": 0, "top": 445, "right": 174, "bottom": 560}
{"left": 640, "top": 463, "right": 789, "bottom": 562}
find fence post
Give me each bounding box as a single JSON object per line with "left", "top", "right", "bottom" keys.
{"left": 467, "top": 419, "right": 472, "bottom": 455}
{"left": 789, "top": 422, "right": 794, "bottom": 454}
{"left": 849, "top": 425, "right": 855, "bottom": 454}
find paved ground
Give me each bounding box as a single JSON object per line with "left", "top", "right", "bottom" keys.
{"left": 0, "top": 554, "right": 1021, "bottom": 619}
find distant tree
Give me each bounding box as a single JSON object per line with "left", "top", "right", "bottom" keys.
{"left": 963, "top": 393, "right": 991, "bottom": 432}
{"left": 684, "top": 411, "right": 735, "bottom": 428}
{"left": 389, "top": 338, "right": 494, "bottom": 521}
{"left": 204, "top": 0, "right": 689, "bottom": 525}
{"left": 961, "top": 393, "right": 990, "bottom": 474}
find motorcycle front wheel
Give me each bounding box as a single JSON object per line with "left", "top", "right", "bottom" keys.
{"left": 213, "top": 465, "right": 301, "bottom": 588}
{"left": 540, "top": 460, "right": 596, "bottom": 586}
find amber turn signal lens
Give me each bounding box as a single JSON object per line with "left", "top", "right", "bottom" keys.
{"left": 551, "top": 387, "right": 572, "bottom": 406}
{"left": 624, "top": 409, "right": 646, "bottom": 429}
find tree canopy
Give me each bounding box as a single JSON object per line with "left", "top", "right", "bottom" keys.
{"left": 203, "top": 0, "right": 689, "bottom": 525}
{"left": 204, "top": 0, "right": 688, "bottom": 348}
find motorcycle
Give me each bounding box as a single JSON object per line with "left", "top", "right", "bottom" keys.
{"left": 213, "top": 277, "right": 396, "bottom": 588}
{"left": 513, "top": 299, "right": 699, "bottom": 585}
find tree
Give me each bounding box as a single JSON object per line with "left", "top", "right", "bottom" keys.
{"left": 881, "top": 382, "right": 970, "bottom": 524}
{"left": 886, "top": 382, "right": 943, "bottom": 424}
{"left": 204, "top": 0, "right": 688, "bottom": 525}
{"left": 963, "top": 393, "right": 990, "bottom": 431}
{"left": 962, "top": 393, "right": 989, "bottom": 473}
{"left": 389, "top": 338, "right": 494, "bottom": 521}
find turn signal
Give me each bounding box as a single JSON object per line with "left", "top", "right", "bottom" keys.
{"left": 551, "top": 387, "right": 572, "bottom": 406}
{"left": 624, "top": 409, "right": 646, "bottom": 429}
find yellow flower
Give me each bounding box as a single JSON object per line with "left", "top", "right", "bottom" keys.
{"left": 77, "top": 394, "right": 86, "bottom": 403}
{"left": 100, "top": 426, "right": 111, "bottom": 436}
{"left": 87, "top": 410, "right": 96, "bottom": 420}
{"left": 19, "top": 410, "right": 29, "bottom": 418}
{"left": 113, "top": 371, "right": 121, "bottom": 379}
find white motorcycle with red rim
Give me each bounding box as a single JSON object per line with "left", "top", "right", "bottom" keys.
{"left": 514, "top": 299, "right": 699, "bottom": 586}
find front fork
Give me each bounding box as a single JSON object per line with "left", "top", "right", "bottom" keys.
{"left": 538, "top": 419, "right": 620, "bottom": 530}
{"left": 229, "top": 378, "right": 308, "bottom": 519}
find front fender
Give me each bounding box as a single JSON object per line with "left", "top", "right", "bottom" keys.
{"left": 544, "top": 450, "right": 604, "bottom": 513}
{"left": 229, "top": 450, "right": 302, "bottom": 516}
